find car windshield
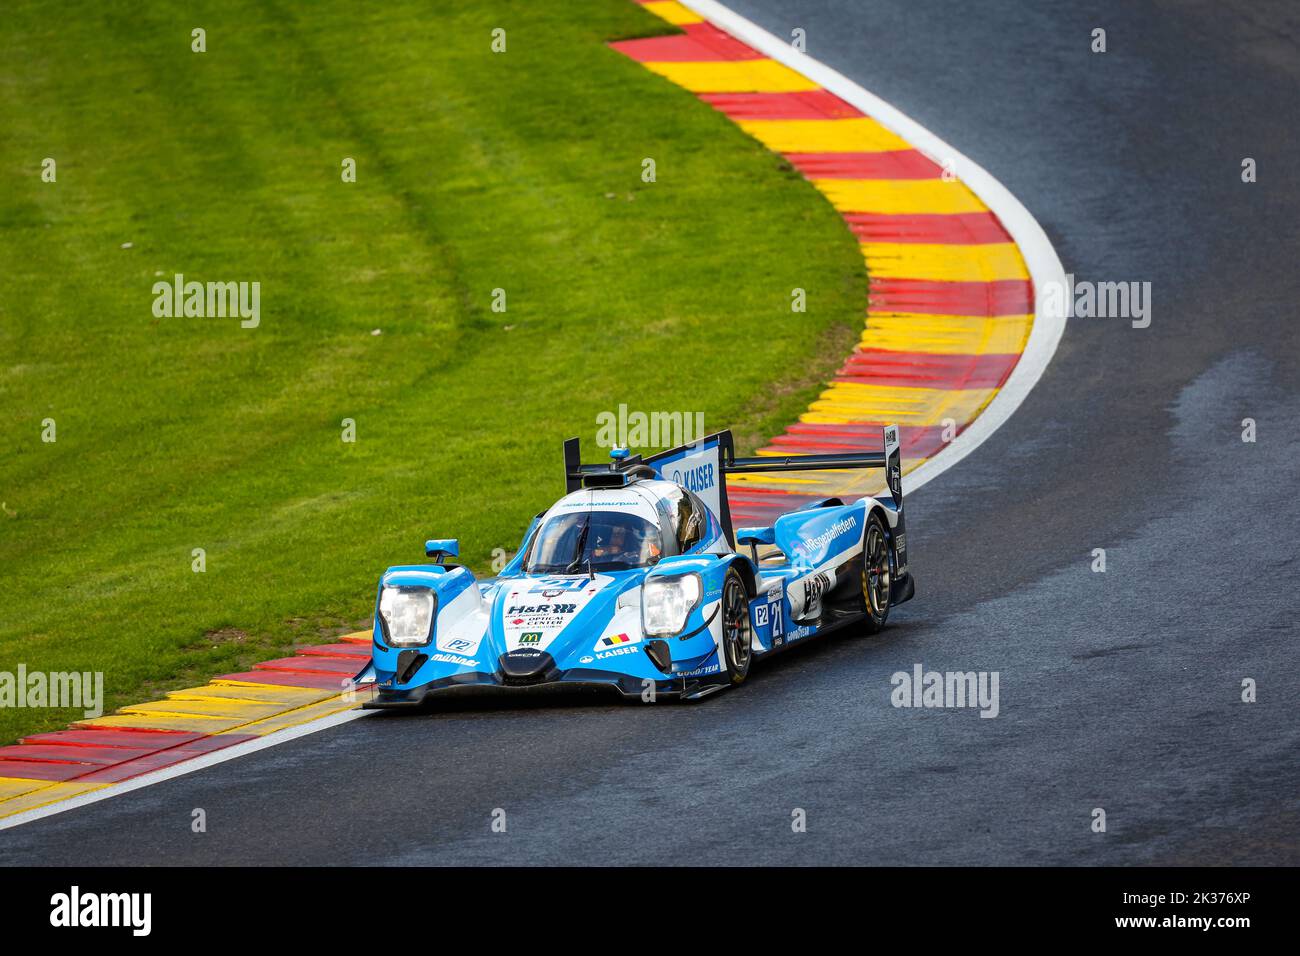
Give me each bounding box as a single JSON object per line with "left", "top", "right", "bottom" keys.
{"left": 525, "top": 510, "right": 663, "bottom": 573}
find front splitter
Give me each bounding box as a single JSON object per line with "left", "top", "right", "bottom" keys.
{"left": 365, "top": 667, "right": 724, "bottom": 707}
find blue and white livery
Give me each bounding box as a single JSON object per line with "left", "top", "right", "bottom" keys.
{"left": 360, "top": 427, "right": 916, "bottom": 704}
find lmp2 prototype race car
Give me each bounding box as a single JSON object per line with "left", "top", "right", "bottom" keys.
{"left": 360, "top": 427, "right": 916, "bottom": 703}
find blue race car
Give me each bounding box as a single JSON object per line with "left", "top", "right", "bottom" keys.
{"left": 361, "top": 426, "right": 916, "bottom": 704}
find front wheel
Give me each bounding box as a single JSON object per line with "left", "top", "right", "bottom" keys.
{"left": 720, "top": 569, "right": 752, "bottom": 684}
{"left": 861, "top": 512, "right": 892, "bottom": 634}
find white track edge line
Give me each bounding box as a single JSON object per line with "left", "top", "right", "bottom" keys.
{"left": 0, "top": 707, "right": 373, "bottom": 831}
{"left": 2, "top": 2, "right": 1067, "bottom": 831}
{"left": 680, "top": 0, "right": 1068, "bottom": 493}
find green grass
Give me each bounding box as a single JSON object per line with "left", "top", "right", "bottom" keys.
{"left": 0, "top": 0, "right": 865, "bottom": 743}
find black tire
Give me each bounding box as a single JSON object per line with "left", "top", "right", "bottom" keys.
{"left": 720, "top": 568, "right": 752, "bottom": 684}
{"left": 861, "top": 512, "right": 892, "bottom": 634}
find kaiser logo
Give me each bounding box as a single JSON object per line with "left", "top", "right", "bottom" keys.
{"left": 668, "top": 461, "right": 715, "bottom": 493}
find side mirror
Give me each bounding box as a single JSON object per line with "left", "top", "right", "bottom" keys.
{"left": 735, "top": 526, "right": 775, "bottom": 563}
{"left": 424, "top": 538, "right": 460, "bottom": 564}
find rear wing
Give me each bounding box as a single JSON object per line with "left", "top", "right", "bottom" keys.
{"left": 563, "top": 425, "right": 905, "bottom": 553}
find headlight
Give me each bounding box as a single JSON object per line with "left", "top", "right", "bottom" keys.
{"left": 379, "top": 586, "right": 436, "bottom": 646}
{"left": 642, "top": 573, "right": 702, "bottom": 637}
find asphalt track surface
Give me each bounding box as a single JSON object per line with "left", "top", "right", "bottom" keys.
{"left": 6, "top": 0, "right": 1298, "bottom": 865}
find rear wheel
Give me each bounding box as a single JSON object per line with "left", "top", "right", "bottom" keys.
{"left": 861, "top": 512, "right": 892, "bottom": 634}
{"left": 720, "top": 569, "right": 752, "bottom": 684}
